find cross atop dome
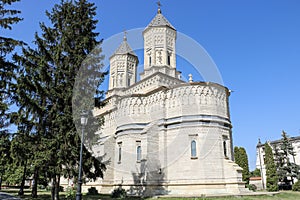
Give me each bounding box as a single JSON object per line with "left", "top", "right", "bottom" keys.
{"left": 123, "top": 30, "right": 127, "bottom": 41}
{"left": 157, "top": 0, "right": 162, "bottom": 14}
{"left": 145, "top": 1, "right": 175, "bottom": 30}
{"left": 111, "top": 31, "right": 136, "bottom": 57}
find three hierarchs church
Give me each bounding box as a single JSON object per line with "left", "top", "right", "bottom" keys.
{"left": 68, "top": 6, "right": 250, "bottom": 196}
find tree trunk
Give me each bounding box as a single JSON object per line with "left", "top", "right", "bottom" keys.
{"left": 31, "top": 167, "right": 39, "bottom": 198}
{"left": 51, "top": 175, "right": 60, "bottom": 200}
{"left": 0, "top": 175, "right": 2, "bottom": 190}
{"left": 54, "top": 175, "right": 60, "bottom": 200}
{"left": 51, "top": 177, "right": 56, "bottom": 200}
{"left": 18, "top": 160, "right": 27, "bottom": 196}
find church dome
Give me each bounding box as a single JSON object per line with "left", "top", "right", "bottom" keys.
{"left": 145, "top": 8, "right": 176, "bottom": 30}
{"left": 111, "top": 35, "right": 136, "bottom": 57}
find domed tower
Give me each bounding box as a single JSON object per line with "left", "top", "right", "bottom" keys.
{"left": 140, "top": 4, "right": 180, "bottom": 79}
{"left": 107, "top": 33, "right": 138, "bottom": 96}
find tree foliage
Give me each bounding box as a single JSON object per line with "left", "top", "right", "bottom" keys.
{"left": 0, "top": 0, "right": 22, "bottom": 131}
{"left": 274, "top": 131, "right": 300, "bottom": 187}
{"left": 0, "top": 0, "right": 22, "bottom": 190}
{"left": 250, "top": 168, "right": 261, "bottom": 177}
{"left": 234, "top": 146, "right": 250, "bottom": 184}
{"left": 264, "top": 142, "right": 279, "bottom": 191}
{"left": 10, "top": 0, "right": 106, "bottom": 199}
{"left": 0, "top": 132, "right": 11, "bottom": 190}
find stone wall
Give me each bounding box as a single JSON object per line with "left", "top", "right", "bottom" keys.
{"left": 91, "top": 80, "right": 247, "bottom": 195}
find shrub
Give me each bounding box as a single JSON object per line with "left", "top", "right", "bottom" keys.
{"left": 65, "top": 186, "right": 76, "bottom": 200}
{"left": 45, "top": 185, "right": 65, "bottom": 192}
{"left": 37, "top": 185, "right": 45, "bottom": 190}
{"left": 247, "top": 184, "right": 257, "bottom": 192}
{"left": 292, "top": 181, "right": 300, "bottom": 191}
{"left": 87, "top": 187, "right": 99, "bottom": 195}
{"left": 111, "top": 187, "right": 127, "bottom": 198}
{"left": 45, "top": 185, "right": 51, "bottom": 191}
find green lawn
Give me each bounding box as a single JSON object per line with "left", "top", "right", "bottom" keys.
{"left": 1, "top": 189, "right": 300, "bottom": 200}
{"left": 1, "top": 189, "right": 122, "bottom": 200}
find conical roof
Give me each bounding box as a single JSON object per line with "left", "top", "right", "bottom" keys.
{"left": 112, "top": 35, "right": 136, "bottom": 56}
{"left": 146, "top": 8, "right": 175, "bottom": 30}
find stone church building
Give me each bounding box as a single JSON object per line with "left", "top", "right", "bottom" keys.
{"left": 91, "top": 6, "right": 247, "bottom": 196}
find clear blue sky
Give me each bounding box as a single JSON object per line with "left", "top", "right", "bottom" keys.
{"left": 3, "top": 0, "right": 300, "bottom": 170}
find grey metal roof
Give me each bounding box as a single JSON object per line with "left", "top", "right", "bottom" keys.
{"left": 147, "top": 10, "right": 175, "bottom": 30}
{"left": 113, "top": 37, "right": 136, "bottom": 56}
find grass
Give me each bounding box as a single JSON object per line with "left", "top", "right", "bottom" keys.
{"left": 0, "top": 188, "right": 131, "bottom": 200}
{"left": 1, "top": 189, "right": 300, "bottom": 200}
{"left": 158, "top": 191, "right": 300, "bottom": 200}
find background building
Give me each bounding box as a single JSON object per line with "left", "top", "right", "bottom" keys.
{"left": 256, "top": 136, "right": 300, "bottom": 189}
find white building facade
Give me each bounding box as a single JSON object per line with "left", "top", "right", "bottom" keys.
{"left": 91, "top": 7, "right": 248, "bottom": 196}
{"left": 256, "top": 136, "right": 300, "bottom": 189}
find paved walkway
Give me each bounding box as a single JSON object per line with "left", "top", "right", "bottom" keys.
{"left": 0, "top": 192, "right": 21, "bottom": 200}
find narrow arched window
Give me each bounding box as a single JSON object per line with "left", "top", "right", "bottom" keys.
{"left": 167, "top": 54, "right": 171, "bottom": 65}
{"left": 128, "top": 78, "right": 131, "bottom": 86}
{"left": 191, "top": 140, "right": 197, "bottom": 158}
{"left": 119, "top": 147, "right": 121, "bottom": 162}
{"left": 223, "top": 140, "right": 227, "bottom": 158}
{"left": 137, "top": 146, "right": 141, "bottom": 162}
{"left": 149, "top": 56, "right": 152, "bottom": 66}
{"left": 118, "top": 142, "right": 122, "bottom": 163}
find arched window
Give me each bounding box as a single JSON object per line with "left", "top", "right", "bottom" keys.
{"left": 167, "top": 54, "right": 171, "bottom": 65}
{"left": 149, "top": 56, "right": 152, "bottom": 66}
{"left": 119, "top": 147, "right": 121, "bottom": 162}
{"left": 127, "top": 78, "right": 131, "bottom": 86}
{"left": 137, "top": 146, "right": 141, "bottom": 162}
{"left": 118, "top": 142, "right": 122, "bottom": 163}
{"left": 191, "top": 140, "right": 197, "bottom": 157}
{"left": 223, "top": 140, "right": 227, "bottom": 158}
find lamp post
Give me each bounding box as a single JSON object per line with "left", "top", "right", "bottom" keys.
{"left": 76, "top": 111, "right": 88, "bottom": 200}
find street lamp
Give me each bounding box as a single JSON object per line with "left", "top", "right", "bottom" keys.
{"left": 76, "top": 111, "right": 88, "bottom": 200}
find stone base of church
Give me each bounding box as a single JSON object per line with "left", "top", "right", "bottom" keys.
{"left": 71, "top": 155, "right": 249, "bottom": 197}
{"left": 86, "top": 181, "right": 250, "bottom": 197}
{"left": 165, "top": 182, "right": 250, "bottom": 196}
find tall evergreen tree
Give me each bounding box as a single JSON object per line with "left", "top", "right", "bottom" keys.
{"left": 264, "top": 142, "right": 279, "bottom": 191}
{"left": 0, "top": 0, "right": 22, "bottom": 190}
{"left": 274, "top": 131, "right": 300, "bottom": 187}
{"left": 0, "top": 132, "right": 11, "bottom": 190}
{"left": 234, "top": 146, "right": 250, "bottom": 184}
{"left": 250, "top": 168, "right": 261, "bottom": 177}
{"left": 234, "top": 146, "right": 240, "bottom": 163}
{"left": 14, "top": 0, "right": 105, "bottom": 199}
{"left": 10, "top": 131, "right": 32, "bottom": 195}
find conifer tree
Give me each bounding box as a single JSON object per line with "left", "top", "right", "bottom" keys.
{"left": 275, "top": 131, "right": 300, "bottom": 187}
{"left": 10, "top": 131, "right": 32, "bottom": 195}
{"left": 0, "top": 132, "right": 11, "bottom": 190}
{"left": 234, "top": 146, "right": 250, "bottom": 184}
{"left": 0, "top": 0, "right": 22, "bottom": 190}
{"left": 264, "top": 142, "right": 279, "bottom": 191}
{"left": 14, "top": 0, "right": 105, "bottom": 199}
{"left": 250, "top": 168, "right": 261, "bottom": 177}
